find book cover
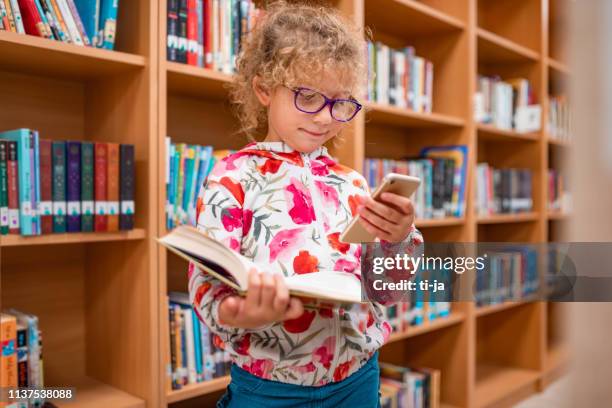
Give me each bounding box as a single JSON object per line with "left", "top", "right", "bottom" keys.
{"left": 49, "top": 0, "right": 71, "bottom": 42}
{"left": 39, "top": 139, "right": 53, "bottom": 234}
{"left": 52, "top": 140, "right": 67, "bottom": 233}
{"left": 40, "top": 0, "right": 64, "bottom": 40}
{"left": 32, "top": 130, "right": 41, "bottom": 235}
{"left": 81, "top": 141, "right": 94, "bottom": 232}
{"left": 33, "top": 0, "right": 54, "bottom": 39}
{"left": 186, "top": 0, "right": 197, "bottom": 65}
{"left": 16, "top": 0, "right": 45, "bottom": 37}
{"left": 177, "top": 0, "right": 188, "bottom": 63}
{"left": 8, "top": 0, "right": 26, "bottom": 33}
{"left": 15, "top": 321, "right": 28, "bottom": 387}
{"left": 94, "top": 142, "right": 108, "bottom": 231}
{"left": 0, "top": 140, "right": 8, "bottom": 235}
{"left": 167, "top": 0, "right": 179, "bottom": 61}
{"left": 119, "top": 144, "right": 134, "bottom": 230}
{"left": 6, "top": 141, "right": 20, "bottom": 235}
{"left": 6, "top": 310, "right": 41, "bottom": 388}
{"left": 66, "top": 141, "right": 81, "bottom": 232}
{"left": 106, "top": 142, "right": 119, "bottom": 231}
{"left": 0, "top": 313, "right": 17, "bottom": 388}
{"left": 73, "top": 0, "right": 99, "bottom": 45}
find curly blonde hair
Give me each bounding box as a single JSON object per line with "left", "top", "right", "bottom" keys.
{"left": 228, "top": 0, "right": 367, "bottom": 141}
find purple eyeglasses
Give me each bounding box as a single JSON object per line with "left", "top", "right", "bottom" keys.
{"left": 286, "top": 86, "right": 362, "bottom": 122}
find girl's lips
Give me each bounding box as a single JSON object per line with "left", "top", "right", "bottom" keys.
{"left": 300, "top": 128, "right": 328, "bottom": 137}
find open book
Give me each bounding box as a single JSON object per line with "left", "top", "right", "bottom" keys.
{"left": 158, "top": 225, "right": 363, "bottom": 303}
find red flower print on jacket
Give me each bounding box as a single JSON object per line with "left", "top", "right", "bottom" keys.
{"left": 242, "top": 209, "right": 253, "bottom": 235}
{"left": 269, "top": 227, "right": 305, "bottom": 263}
{"left": 315, "top": 181, "right": 340, "bottom": 211}
{"left": 310, "top": 159, "right": 330, "bottom": 176}
{"left": 313, "top": 336, "right": 336, "bottom": 369}
{"left": 327, "top": 232, "right": 350, "bottom": 254}
{"left": 195, "top": 197, "right": 204, "bottom": 221}
{"left": 348, "top": 194, "right": 362, "bottom": 216}
{"left": 234, "top": 333, "right": 251, "bottom": 356}
{"left": 293, "top": 250, "right": 319, "bottom": 274}
{"left": 333, "top": 258, "right": 359, "bottom": 273}
{"left": 318, "top": 307, "right": 333, "bottom": 318}
{"left": 219, "top": 176, "right": 245, "bottom": 206}
{"left": 257, "top": 158, "right": 283, "bottom": 175}
{"left": 221, "top": 207, "right": 243, "bottom": 232}
{"left": 333, "top": 360, "right": 352, "bottom": 381}
{"left": 242, "top": 358, "right": 275, "bottom": 379}
{"left": 284, "top": 178, "right": 316, "bottom": 225}
{"left": 283, "top": 310, "right": 316, "bottom": 333}
{"left": 193, "top": 281, "right": 212, "bottom": 306}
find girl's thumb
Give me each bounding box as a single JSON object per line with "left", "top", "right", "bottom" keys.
{"left": 219, "top": 296, "right": 240, "bottom": 324}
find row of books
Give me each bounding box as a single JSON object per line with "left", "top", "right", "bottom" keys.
{"left": 547, "top": 95, "right": 572, "bottom": 142}
{"left": 474, "top": 164, "right": 533, "bottom": 216}
{"left": 0, "top": 0, "right": 119, "bottom": 49}
{"left": 0, "top": 129, "right": 135, "bottom": 236}
{"left": 548, "top": 169, "right": 571, "bottom": 213}
{"left": 385, "top": 269, "right": 451, "bottom": 333}
{"left": 363, "top": 145, "right": 468, "bottom": 219}
{"left": 166, "top": 0, "right": 261, "bottom": 72}
{"left": 474, "top": 76, "right": 539, "bottom": 132}
{"left": 1, "top": 310, "right": 44, "bottom": 405}
{"left": 380, "top": 362, "right": 441, "bottom": 408}
{"left": 475, "top": 247, "right": 540, "bottom": 306}
{"left": 165, "top": 137, "right": 234, "bottom": 229}
{"left": 167, "top": 292, "right": 230, "bottom": 390}
{"left": 366, "top": 41, "right": 434, "bottom": 113}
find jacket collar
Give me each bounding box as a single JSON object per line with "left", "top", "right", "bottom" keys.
{"left": 239, "top": 141, "right": 334, "bottom": 166}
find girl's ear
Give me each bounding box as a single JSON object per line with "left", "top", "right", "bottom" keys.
{"left": 252, "top": 76, "right": 272, "bottom": 106}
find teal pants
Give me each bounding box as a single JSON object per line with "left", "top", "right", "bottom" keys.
{"left": 217, "top": 352, "right": 381, "bottom": 408}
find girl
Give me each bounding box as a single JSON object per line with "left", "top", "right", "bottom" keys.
{"left": 187, "top": 2, "right": 423, "bottom": 407}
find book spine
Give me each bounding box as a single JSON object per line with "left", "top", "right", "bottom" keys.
{"left": 33, "top": 0, "right": 54, "bottom": 38}
{"left": 6, "top": 141, "right": 20, "bottom": 234}
{"left": 106, "top": 142, "right": 119, "bottom": 231}
{"left": 0, "top": 141, "right": 8, "bottom": 235}
{"left": 40, "top": 0, "right": 64, "bottom": 40}
{"left": 66, "top": 140, "right": 81, "bottom": 232}
{"left": 119, "top": 144, "right": 134, "bottom": 230}
{"left": 178, "top": 0, "right": 188, "bottom": 63}
{"left": 204, "top": 0, "right": 212, "bottom": 68}
{"left": 80, "top": 141, "right": 94, "bottom": 232}
{"left": 32, "top": 130, "right": 40, "bottom": 235}
{"left": 98, "top": 0, "right": 118, "bottom": 49}
{"left": 39, "top": 139, "right": 53, "bottom": 234}
{"left": 52, "top": 141, "right": 66, "bottom": 233}
{"left": 15, "top": 323, "right": 28, "bottom": 387}
{"left": 196, "top": 0, "right": 203, "bottom": 67}
{"left": 57, "top": 0, "right": 83, "bottom": 45}
{"left": 8, "top": 0, "right": 25, "bottom": 33}
{"left": 94, "top": 142, "right": 108, "bottom": 231}
{"left": 66, "top": 0, "right": 91, "bottom": 46}
{"left": 16, "top": 0, "right": 43, "bottom": 37}
{"left": 49, "top": 0, "right": 71, "bottom": 42}
{"left": 186, "top": 0, "right": 197, "bottom": 65}
{"left": 4, "top": 0, "right": 16, "bottom": 32}
{"left": 167, "top": 0, "right": 179, "bottom": 61}
{"left": 0, "top": 314, "right": 17, "bottom": 389}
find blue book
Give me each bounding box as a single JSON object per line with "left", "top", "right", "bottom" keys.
{"left": 98, "top": 0, "right": 119, "bottom": 49}
{"left": 74, "top": 0, "right": 101, "bottom": 45}
{"left": 191, "top": 308, "right": 203, "bottom": 382}
{"left": 0, "top": 129, "right": 35, "bottom": 236}
{"left": 167, "top": 142, "right": 176, "bottom": 230}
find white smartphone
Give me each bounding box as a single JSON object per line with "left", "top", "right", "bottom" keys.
{"left": 339, "top": 173, "right": 421, "bottom": 243}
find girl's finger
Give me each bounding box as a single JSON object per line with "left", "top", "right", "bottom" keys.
{"left": 359, "top": 207, "right": 394, "bottom": 232}
{"left": 218, "top": 296, "right": 241, "bottom": 326}
{"left": 359, "top": 216, "right": 393, "bottom": 241}
{"left": 260, "top": 272, "right": 276, "bottom": 309}
{"left": 283, "top": 297, "right": 304, "bottom": 320}
{"left": 272, "top": 274, "right": 290, "bottom": 314}
{"left": 379, "top": 193, "right": 414, "bottom": 215}
{"left": 365, "top": 197, "right": 402, "bottom": 221}
{"left": 245, "top": 269, "right": 263, "bottom": 309}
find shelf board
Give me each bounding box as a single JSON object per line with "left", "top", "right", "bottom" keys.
{"left": 477, "top": 28, "right": 540, "bottom": 63}
{"left": 475, "top": 364, "right": 540, "bottom": 408}
{"left": 366, "top": 102, "right": 465, "bottom": 128}
{"left": 548, "top": 211, "right": 571, "bottom": 220}
{"left": 0, "top": 228, "right": 146, "bottom": 247}
{"left": 365, "top": 0, "right": 465, "bottom": 38}
{"left": 166, "top": 61, "right": 233, "bottom": 99}
{"left": 416, "top": 217, "right": 465, "bottom": 228}
{"left": 547, "top": 136, "right": 572, "bottom": 148}
{"left": 57, "top": 376, "right": 144, "bottom": 408}
{"left": 166, "top": 376, "right": 230, "bottom": 403}
{"left": 548, "top": 58, "right": 571, "bottom": 76}
{"left": 476, "top": 299, "right": 536, "bottom": 318}
{"left": 477, "top": 123, "right": 540, "bottom": 142}
{"left": 388, "top": 313, "right": 465, "bottom": 343}
{"left": 0, "top": 30, "right": 145, "bottom": 80}
{"left": 477, "top": 212, "right": 539, "bottom": 224}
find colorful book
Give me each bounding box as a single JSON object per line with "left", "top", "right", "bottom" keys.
{"left": 81, "top": 141, "right": 94, "bottom": 232}
{"left": 32, "top": 130, "right": 41, "bottom": 235}
{"left": 0, "top": 313, "right": 17, "bottom": 389}
{"left": 119, "top": 144, "right": 134, "bottom": 230}
{"left": 52, "top": 140, "right": 67, "bottom": 233}
{"left": 66, "top": 0, "right": 91, "bottom": 45}
{"left": 94, "top": 142, "right": 107, "bottom": 231}
{"left": 6, "top": 140, "right": 20, "bottom": 235}
{"left": 73, "top": 0, "right": 100, "bottom": 45}
{"left": 0, "top": 140, "right": 8, "bottom": 235}
{"left": 98, "top": 0, "right": 118, "bottom": 49}
{"left": 15, "top": 321, "right": 28, "bottom": 387}
{"left": 106, "top": 142, "right": 119, "bottom": 231}
{"left": 66, "top": 141, "right": 81, "bottom": 232}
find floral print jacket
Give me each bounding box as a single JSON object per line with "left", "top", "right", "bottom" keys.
{"left": 187, "top": 141, "right": 423, "bottom": 386}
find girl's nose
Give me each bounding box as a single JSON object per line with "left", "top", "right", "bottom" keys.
{"left": 312, "top": 105, "right": 333, "bottom": 125}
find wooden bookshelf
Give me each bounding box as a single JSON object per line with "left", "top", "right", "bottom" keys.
{"left": 0, "top": 0, "right": 571, "bottom": 407}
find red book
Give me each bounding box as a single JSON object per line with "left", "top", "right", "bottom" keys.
{"left": 6, "top": 141, "right": 20, "bottom": 235}
{"left": 106, "top": 143, "right": 119, "bottom": 232}
{"left": 39, "top": 139, "right": 53, "bottom": 234}
{"left": 17, "top": 0, "right": 45, "bottom": 37}
{"left": 186, "top": 0, "right": 198, "bottom": 65}
{"left": 94, "top": 143, "right": 108, "bottom": 232}
{"left": 204, "top": 0, "right": 212, "bottom": 68}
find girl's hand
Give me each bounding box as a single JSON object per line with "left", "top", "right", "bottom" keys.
{"left": 357, "top": 192, "right": 415, "bottom": 242}
{"left": 218, "top": 269, "right": 304, "bottom": 330}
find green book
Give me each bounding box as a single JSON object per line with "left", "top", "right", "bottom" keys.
{"left": 81, "top": 142, "right": 95, "bottom": 232}
{"left": 0, "top": 140, "right": 8, "bottom": 235}
{"left": 52, "top": 141, "right": 66, "bottom": 233}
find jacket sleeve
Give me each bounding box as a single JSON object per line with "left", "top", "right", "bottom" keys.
{"left": 187, "top": 163, "right": 251, "bottom": 345}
